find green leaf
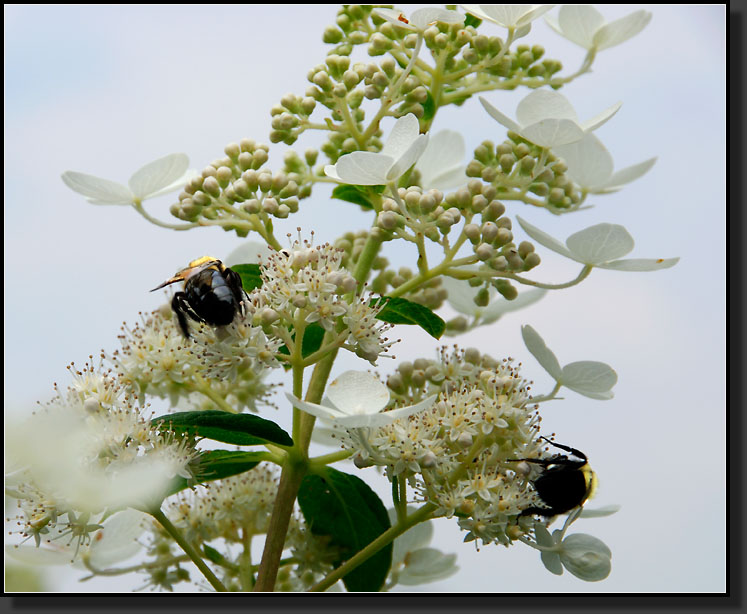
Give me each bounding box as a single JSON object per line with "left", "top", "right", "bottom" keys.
{"left": 153, "top": 410, "right": 293, "bottom": 447}
{"left": 331, "top": 184, "right": 384, "bottom": 210}
{"left": 372, "top": 296, "right": 446, "bottom": 339}
{"left": 165, "top": 449, "right": 264, "bottom": 496}
{"left": 298, "top": 468, "right": 392, "bottom": 592}
{"left": 464, "top": 13, "right": 482, "bottom": 28}
{"left": 230, "top": 263, "right": 263, "bottom": 292}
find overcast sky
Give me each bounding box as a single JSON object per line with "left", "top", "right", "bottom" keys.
{"left": 4, "top": 4, "right": 726, "bottom": 593}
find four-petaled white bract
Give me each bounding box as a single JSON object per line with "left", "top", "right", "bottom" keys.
{"left": 374, "top": 7, "right": 464, "bottom": 31}
{"left": 480, "top": 90, "right": 622, "bottom": 149}
{"left": 516, "top": 215, "right": 679, "bottom": 271}
{"left": 534, "top": 524, "right": 613, "bottom": 581}
{"left": 414, "top": 130, "right": 468, "bottom": 191}
{"left": 462, "top": 4, "right": 554, "bottom": 29}
{"left": 324, "top": 114, "right": 429, "bottom": 186}
{"left": 442, "top": 275, "right": 546, "bottom": 327}
{"left": 521, "top": 324, "right": 617, "bottom": 400}
{"left": 285, "top": 370, "right": 436, "bottom": 428}
{"left": 61, "top": 153, "right": 192, "bottom": 205}
{"left": 545, "top": 6, "right": 652, "bottom": 51}
{"left": 553, "top": 133, "right": 657, "bottom": 194}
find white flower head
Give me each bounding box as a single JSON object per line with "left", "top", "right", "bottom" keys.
{"left": 325, "top": 114, "right": 429, "bottom": 186}
{"left": 375, "top": 7, "right": 465, "bottom": 32}
{"left": 61, "top": 153, "right": 194, "bottom": 205}
{"left": 516, "top": 215, "right": 680, "bottom": 272}
{"left": 480, "top": 91, "right": 622, "bottom": 148}
{"left": 414, "top": 130, "right": 467, "bottom": 191}
{"left": 462, "top": 5, "right": 554, "bottom": 34}
{"left": 545, "top": 6, "right": 652, "bottom": 52}
{"left": 553, "top": 133, "right": 656, "bottom": 194}
{"left": 286, "top": 370, "right": 436, "bottom": 428}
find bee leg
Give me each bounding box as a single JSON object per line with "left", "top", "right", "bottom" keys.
{"left": 539, "top": 437, "right": 587, "bottom": 461}
{"left": 172, "top": 292, "right": 201, "bottom": 338}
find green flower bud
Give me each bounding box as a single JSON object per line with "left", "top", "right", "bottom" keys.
{"left": 466, "top": 160, "right": 484, "bottom": 177}
{"left": 476, "top": 243, "right": 495, "bottom": 261}
{"left": 202, "top": 176, "right": 220, "bottom": 197}
{"left": 446, "top": 316, "right": 469, "bottom": 332}
{"left": 524, "top": 252, "right": 541, "bottom": 270}
{"left": 494, "top": 279, "right": 518, "bottom": 300}
{"left": 499, "top": 153, "right": 515, "bottom": 173}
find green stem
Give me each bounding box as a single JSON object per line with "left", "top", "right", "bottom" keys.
{"left": 150, "top": 508, "right": 227, "bottom": 592}
{"left": 131, "top": 202, "right": 199, "bottom": 231}
{"left": 309, "top": 503, "right": 437, "bottom": 592}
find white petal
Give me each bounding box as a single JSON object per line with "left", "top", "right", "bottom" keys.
{"left": 416, "top": 130, "right": 466, "bottom": 188}
{"left": 381, "top": 113, "right": 422, "bottom": 160}
{"left": 481, "top": 288, "right": 547, "bottom": 324}
{"left": 374, "top": 8, "right": 418, "bottom": 31}
{"left": 410, "top": 8, "right": 465, "bottom": 29}
{"left": 580, "top": 101, "right": 622, "bottom": 133}
{"left": 516, "top": 90, "right": 579, "bottom": 125}
{"left": 424, "top": 165, "right": 467, "bottom": 191}
{"left": 460, "top": 5, "right": 492, "bottom": 22}
{"left": 326, "top": 371, "right": 390, "bottom": 415}
{"left": 224, "top": 240, "right": 273, "bottom": 266}
{"left": 479, "top": 97, "right": 521, "bottom": 133}
{"left": 516, "top": 216, "right": 574, "bottom": 259}
{"left": 521, "top": 119, "right": 585, "bottom": 148}
{"left": 580, "top": 505, "right": 621, "bottom": 518}
{"left": 147, "top": 168, "right": 200, "bottom": 199}
{"left": 521, "top": 324, "right": 563, "bottom": 381}
{"left": 601, "top": 157, "right": 657, "bottom": 190}
{"left": 390, "top": 509, "right": 434, "bottom": 563}
{"left": 328, "top": 151, "right": 394, "bottom": 185}
{"left": 87, "top": 509, "right": 146, "bottom": 569}
{"left": 596, "top": 257, "right": 679, "bottom": 272}
{"left": 285, "top": 392, "right": 347, "bottom": 421}
{"left": 128, "top": 153, "right": 190, "bottom": 200}
{"left": 554, "top": 133, "right": 614, "bottom": 189}
{"left": 515, "top": 5, "right": 555, "bottom": 28}
{"left": 556, "top": 5, "right": 604, "bottom": 49}
{"left": 594, "top": 10, "right": 652, "bottom": 51}
{"left": 5, "top": 544, "right": 75, "bottom": 566}
{"left": 565, "top": 223, "right": 635, "bottom": 264}
{"left": 387, "top": 133, "right": 429, "bottom": 181}
{"left": 61, "top": 171, "right": 133, "bottom": 205}
{"left": 442, "top": 276, "right": 481, "bottom": 315}
{"left": 398, "top": 548, "right": 459, "bottom": 585}
{"left": 561, "top": 361, "right": 617, "bottom": 398}
{"left": 559, "top": 534, "right": 612, "bottom": 581}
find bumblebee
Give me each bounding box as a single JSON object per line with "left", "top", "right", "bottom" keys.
{"left": 151, "top": 256, "right": 247, "bottom": 338}
{"left": 512, "top": 437, "right": 597, "bottom": 518}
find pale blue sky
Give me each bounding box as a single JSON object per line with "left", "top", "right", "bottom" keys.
{"left": 4, "top": 4, "right": 726, "bottom": 593}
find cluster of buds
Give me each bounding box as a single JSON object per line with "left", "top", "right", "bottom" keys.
{"left": 467, "top": 136, "right": 584, "bottom": 212}
{"left": 170, "top": 139, "right": 305, "bottom": 230}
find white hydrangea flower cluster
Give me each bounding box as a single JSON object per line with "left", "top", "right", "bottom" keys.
{"left": 153, "top": 465, "right": 338, "bottom": 592}
{"left": 108, "top": 306, "right": 279, "bottom": 413}
{"left": 330, "top": 348, "right": 548, "bottom": 546}
{"left": 5, "top": 363, "right": 198, "bottom": 559}
{"left": 248, "top": 237, "right": 397, "bottom": 364}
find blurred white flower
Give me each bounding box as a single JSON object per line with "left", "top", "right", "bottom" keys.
{"left": 375, "top": 7, "right": 464, "bottom": 32}
{"left": 545, "top": 6, "right": 652, "bottom": 51}
{"left": 553, "top": 133, "right": 656, "bottom": 194}
{"left": 224, "top": 240, "right": 273, "bottom": 267}
{"left": 414, "top": 130, "right": 467, "bottom": 191}
{"left": 462, "top": 5, "right": 554, "bottom": 30}
{"left": 480, "top": 90, "right": 621, "bottom": 148}
{"left": 5, "top": 509, "right": 147, "bottom": 569}
{"left": 62, "top": 153, "right": 194, "bottom": 205}
{"left": 286, "top": 370, "right": 436, "bottom": 428}
{"left": 521, "top": 324, "right": 617, "bottom": 400}
{"left": 441, "top": 275, "right": 546, "bottom": 329}
{"left": 516, "top": 215, "right": 680, "bottom": 271}
{"left": 325, "top": 114, "right": 429, "bottom": 186}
